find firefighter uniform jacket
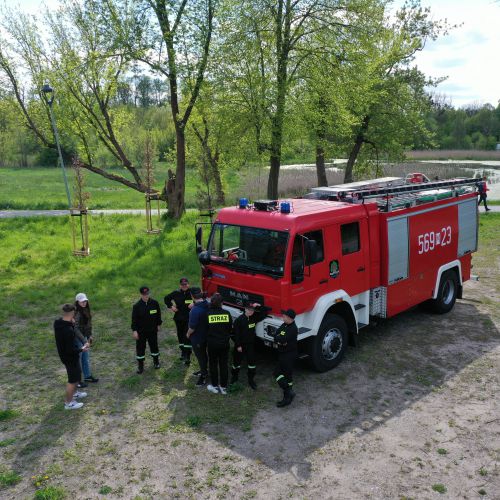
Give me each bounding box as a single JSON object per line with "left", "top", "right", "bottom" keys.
{"left": 207, "top": 306, "right": 233, "bottom": 346}
{"left": 164, "top": 289, "right": 193, "bottom": 321}
{"left": 233, "top": 310, "right": 267, "bottom": 347}
{"left": 275, "top": 321, "right": 298, "bottom": 353}
{"left": 131, "top": 298, "right": 162, "bottom": 334}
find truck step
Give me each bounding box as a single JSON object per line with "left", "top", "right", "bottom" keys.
{"left": 354, "top": 304, "right": 366, "bottom": 310}
{"left": 357, "top": 322, "right": 368, "bottom": 329}
{"left": 298, "top": 353, "right": 309, "bottom": 360}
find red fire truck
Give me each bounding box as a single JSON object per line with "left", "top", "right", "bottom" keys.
{"left": 195, "top": 176, "right": 479, "bottom": 372}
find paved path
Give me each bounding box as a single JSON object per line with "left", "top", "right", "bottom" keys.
{"left": 0, "top": 209, "right": 168, "bottom": 218}
{"left": 1, "top": 206, "right": 499, "bottom": 219}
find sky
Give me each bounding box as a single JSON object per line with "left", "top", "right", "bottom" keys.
{"left": 2, "top": 0, "right": 500, "bottom": 108}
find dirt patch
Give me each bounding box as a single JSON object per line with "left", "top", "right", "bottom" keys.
{"left": 2, "top": 282, "right": 498, "bottom": 500}
{"left": 1, "top": 247, "right": 500, "bottom": 499}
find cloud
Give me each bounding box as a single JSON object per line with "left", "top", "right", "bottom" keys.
{"left": 412, "top": 0, "right": 500, "bottom": 106}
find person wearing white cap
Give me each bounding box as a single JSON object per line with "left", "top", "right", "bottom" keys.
{"left": 74, "top": 292, "right": 99, "bottom": 384}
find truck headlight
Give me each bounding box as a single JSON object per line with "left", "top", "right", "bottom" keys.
{"left": 265, "top": 324, "right": 277, "bottom": 337}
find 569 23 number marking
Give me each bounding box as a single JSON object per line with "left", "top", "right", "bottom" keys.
{"left": 417, "top": 226, "right": 451, "bottom": 254}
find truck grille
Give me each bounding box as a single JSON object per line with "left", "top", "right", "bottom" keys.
{"left": 217, "top": 286, "right": 264, "bottom": 308}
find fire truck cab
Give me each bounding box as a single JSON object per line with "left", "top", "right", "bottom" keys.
{"left": 196, "top": 176, "right": 479, "bottom": 372}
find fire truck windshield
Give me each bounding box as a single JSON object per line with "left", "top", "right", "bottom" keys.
{"left": 207, "top": 223, "right": 289, "bottom": 276}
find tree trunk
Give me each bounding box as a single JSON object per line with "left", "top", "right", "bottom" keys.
{"left": 210, "top": 150, "right": 225, "bottom": 205}
{"left": 344, "top": 116, "right": 370, "bottom": 183}
{"left": 315, "top": 143, "right": 327, "bottom": 187}
{"left": 167, "top": 126, "right": 186, "bottom": 218}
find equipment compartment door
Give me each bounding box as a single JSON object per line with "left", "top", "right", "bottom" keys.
{"left": 335, "top": 218, "right": 370, "bottom": 297}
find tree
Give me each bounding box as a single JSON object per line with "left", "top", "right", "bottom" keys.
{"left": 0, "top": 1, "right": 161, "bottom": 195}
{"left": 0, "top": 0, "right": 217, "bottom": 218}
{"left": 341, "top": 0, "right": 448, "bottom": 182}
{"left": 133, "top": 0, "right": 217, "bottom": 217}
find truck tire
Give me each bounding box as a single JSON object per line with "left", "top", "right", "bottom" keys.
{"left": 309, "top": 314, "right": 347, "bottom": 372}
{"left": 429, "top": 270, "right": 458, "bottom": 314}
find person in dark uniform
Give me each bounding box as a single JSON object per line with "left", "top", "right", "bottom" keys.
{"left": 206, "top": 293, "right": 233, "bottom": 395}
{"left": 186, "top": 287, "right": 209, "bottom": 386}
{"left": 164, "top": 277, "right": 193, "bottom": 365}
{"left": 131, "top": 286, "right": 162, "bottom": 374}
{"left": 231, "top": 301, "right": 267, "bottom": 389}
{"left": 274, "top": 309, "right": 298, "bottom": 407}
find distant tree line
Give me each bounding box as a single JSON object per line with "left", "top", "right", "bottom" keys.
{"left": 421, "top": 99, "right": 500, "bottom": 150}
{"left": 1, "top": 0, "right": 488, "bottom": 218}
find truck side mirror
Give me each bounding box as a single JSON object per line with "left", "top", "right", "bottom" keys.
{"left": 304, "top": 239, "right": 318, "bottom": 264}
{"left": 198, "top": 250, "right": 210, "bottom": 265}
{"left": 195, "top": 226, "right": 203, "bottom": 254}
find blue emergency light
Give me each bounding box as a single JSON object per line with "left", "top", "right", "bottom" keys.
{"left": 280, "top": 201, "right": 291, "bottom": 214}
{"left": 239, "top": 198, "right": 249, "bottom": 209}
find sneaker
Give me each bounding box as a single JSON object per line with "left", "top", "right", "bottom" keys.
{"left": 486, "top": 208, "right": 491, "bottom": 211}
{"left": 184, "top": 359, "right": 191, "bottom": 367}
{"left": 84, "top": 376, "right": 99, "bottom": 383}
{"left": 192, "top": 370, "right": 201, "bottom": 377}
{"left": 65, "top": 400, "right": 84, "bottom": 410}
{"left": 195, "top": 375, "right": 206, "bottom": 387}
{"left": 77, "top": 382, "right": 88, "bottom": 388}
{"left": 73, "top": 391, "right": 87, "bottom": 399}
{"left": 207, "top": 384, "right": 219, "bottom": 394}
{"left": 154, "top": 363, "right": 161, "bottom": 369}
{"left": 248, "top": 380, "right": 257, "bottom": 390}
{"left": 137, "top": 367, "right": 144, "bottom": 374}
{"left": 219, "top": 386, "right": 227, "bottom": 395}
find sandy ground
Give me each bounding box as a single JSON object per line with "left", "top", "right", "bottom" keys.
{"left": 2, "top": 273, "right": 499, "bottom": 499}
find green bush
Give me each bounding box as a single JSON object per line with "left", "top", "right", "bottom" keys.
{"left": 0, "top": 469, "right": 21, "bottom": 488}
{"left": 34, "top": 486, "right": 67, "bottom": 500}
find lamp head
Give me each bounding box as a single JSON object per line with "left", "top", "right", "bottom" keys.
{"left": 41, "top": 83, "right": 54, "bottom": 105}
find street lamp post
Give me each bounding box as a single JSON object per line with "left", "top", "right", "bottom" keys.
{"left": 41, "top": 83, "right": 72, "bottom": 209}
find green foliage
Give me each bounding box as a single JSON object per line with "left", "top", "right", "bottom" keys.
{"left": 0, "top": 468, "right": 21, "bottom": 488}
{"left": 98, "top": 485, "right": 113, "bottom": 495}
{"left": 431, "top": 483, "right": 447, "bottom": 494}
{"left": 33, "top": 486, "right": 67, "bottom": 500}
{"left": 425, "top": 102, "right": 500, "bottom": 150}
{"left": 0, "top": 409, "right": 18, "bottom": 421}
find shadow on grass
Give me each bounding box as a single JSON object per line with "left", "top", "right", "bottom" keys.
{"left": 162, "top": 301, "right": 499, "bottom": 480}
{"left": 3, "top": 299, "right": 499, "bottom": 484}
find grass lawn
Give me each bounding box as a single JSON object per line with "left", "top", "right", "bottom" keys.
{"left": 0, "top": 212, "right": 498, "bottom": 498}
{"left": 0, "top": 213, "right": 272, "bottom": 498}
{"left": 0, "top": 165, "right": 244, "bottom": 210}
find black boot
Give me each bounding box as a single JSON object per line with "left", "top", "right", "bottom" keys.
{"left": 153, "top": 356, "right": 160, "bottom": 369}
{"left": 248, "top": 368, "right": 257, "bottom": 390}
{"left": 277, "top": 387, "right": 294, "bottom": 407}
{"left": 137, "top": 360, "right": 144, "bottom": 374}
{"left": 184, "top": 350, "right": 191, "bottom": 366}
{"left": 179, "top": 348, "right": 185, "bottom": 361}
{"left": 230, "top": 367, "right": 240, "bottom": 385}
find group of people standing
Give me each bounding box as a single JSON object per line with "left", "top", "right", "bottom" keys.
{"left": 54, "top": 293, "right": 99, "bottom": 410}
{"left": 54, "top": 277, "right": 299, "bottom": 410}
{"left": 131, "top": 277, "right": 298, "bottom": 407}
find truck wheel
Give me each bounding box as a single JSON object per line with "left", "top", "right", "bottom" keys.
{"left": 309, "top": 314, "right": 347, "bottom": 372}
{"left": 429, "top": 270, "right": 458, "bottom": 314}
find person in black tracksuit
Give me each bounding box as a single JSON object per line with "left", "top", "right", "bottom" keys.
{"left": 164, "top": 277, "right": 193, "bottom": 365}
{"left": 206, "top": 293, "right": 233, "bottom": 394}
{"left": 131, "top": 285, "right": 162, "bottom": 374}
{"left": 274, "top": 308, "right": 298, "bottom": 407}
{"left": 54, "top": 303, "right": 90, "bottom": 409}
{"left": 231, "top": 301, "right": 268, "bottom": 389}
